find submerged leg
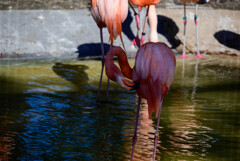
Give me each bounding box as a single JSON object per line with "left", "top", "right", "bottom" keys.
{"left": 153, "top": 99, "right": 163, "bottom": 161}
{"left": 181, "top": 4, "right": 188, "bottom": 58}
{"left": 97, "top": 28, "right": 105, "bottom": 102}
{"left": 141, "top": 6, "right": 150, "bottom": 45}
{"left": 130, "top": 97, "right": 141, "bottom": 161}
{"left": 194, "top": 4, "right": 203, "bottom": 58}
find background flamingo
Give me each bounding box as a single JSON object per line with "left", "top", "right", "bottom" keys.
{"left": 105, "top": 42, "right": 176, "bottom": 161}
{"left": 180, "top": 0, "right": 210, "bottom": 58}
{"left": 129, "top": 0, "right": 160, "bottom": 47}
{"left": 91, "top": 0, "right": 128, "bottom": 101}
{"left": 148, "top": 5, "right": 159, "bottom": 43}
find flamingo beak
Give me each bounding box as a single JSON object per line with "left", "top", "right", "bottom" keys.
{"left": 116, "top": 75, "right": 139, "bottom": 90}
{"left": 122, "top": 79, "right": 139, "bottom": 90}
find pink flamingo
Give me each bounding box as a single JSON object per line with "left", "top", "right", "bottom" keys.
{"left": 105, "top": 42, "right": 176, "bottom": 161}
{"left": 129, "top": 0, "right": 160, "bottom": 47}
{"left": 181, "top": 0, "right": 210, "bottom": 58}
{"left": 91, "top": 0, "right": 128, "bottom": 101}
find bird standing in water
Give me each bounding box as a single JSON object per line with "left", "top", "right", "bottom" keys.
{"left": 91, "top": 0, "right": 128, "bottom": 101}
{"left": 129, "top": 0, "right": 160, "bottom": 47}
{"left": 105, "top": 42, "right": 176, "bottom": 161}
{"left": 180, "top": 0, "right": 210, "bottom": 58}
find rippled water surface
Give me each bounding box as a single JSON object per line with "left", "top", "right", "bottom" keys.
{"left": 0, "top": 56, "right": 240, "bottom": 161}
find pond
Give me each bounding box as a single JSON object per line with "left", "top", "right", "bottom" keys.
{"left": 0, "top": 55, "right": 240, "bottom": 161}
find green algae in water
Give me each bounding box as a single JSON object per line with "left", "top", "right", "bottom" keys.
{"left": 0, "top": 56, "right": 240, "bottom": 161}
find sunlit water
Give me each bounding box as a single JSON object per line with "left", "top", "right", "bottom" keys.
{"left": 0, "top": 55, "right": 240, "bottom": 161}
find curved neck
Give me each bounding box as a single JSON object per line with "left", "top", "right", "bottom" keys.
{"left": 117, "top": 50, "right": 132, "bottom": 80}
{"left": 106, "top": 47, "right": 132, "bottom": 80}
{"left": 105, "top": 46, "right": 134, "bottom": 90}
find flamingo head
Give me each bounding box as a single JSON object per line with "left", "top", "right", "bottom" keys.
{"left": 107, "top": 69, "right": 137, "bottom": 90}
{"left": 122, "top": 79, "right": 139, "bottom": 90}
{"left": 105, "top": 46, "right": 139, "bottom": 90}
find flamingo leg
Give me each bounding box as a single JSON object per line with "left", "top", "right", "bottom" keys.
{"left": 97, "top": 28, "right": 106, "bottom": 102}
{"left": 130, "top": 97, "right": 141, "bottom": 161}
{"left": 148, "top": 5, "right": 158, "bottom": 43}
{"left": 141, "top": 6, "right": 150, "bottom": 45}
{"left": 181, "top": 4, "right": 188, "bottom": 58}
{"left": 153, "top": 99, "right": 163, "bottom": 161}
{"left": 195, "top": 4, "right": 203, "bottom": 58}
{"left": 129, "top": 2, "right": 140, "bottom": 30}
{"left": 130, "top": 2, "right": 141, "bottom": 48}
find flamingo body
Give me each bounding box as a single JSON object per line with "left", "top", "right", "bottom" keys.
{"left": 133, "top": 43, "right": 176, "bottom": 117}
{"left": 105, "top": 42, "right": 176, "bottom": 117}
{"left": 91, "top": 0, "right": 128, "bottom": 46}
{"left": 129, "top": 0, "right": 160, "bottom": 47}
{"left": 129, "top": 0, "right": 160, "bottom": 6}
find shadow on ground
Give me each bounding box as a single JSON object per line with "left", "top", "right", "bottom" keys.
{"left": 76, "top": 43, "right": 113, "bottom": 59}
{"left": 157, "top": 15, "right": 181, "bottom": 49}
{"left": 214, "top": 30, "right": 240, "bottom": 51}
{"left": 52, "top": 63, "right": 89, "bottom": 87}
{"left": 122, "top": 10, "right": 135, "bottom": 42}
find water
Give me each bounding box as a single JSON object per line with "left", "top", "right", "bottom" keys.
{"left": 0, "top": 56, "right": 240, "bottom": 161}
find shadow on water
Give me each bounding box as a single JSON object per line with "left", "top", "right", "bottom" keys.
{"left": 157, "top": 15, "right": 181, "bottom": 49}
{"left": 0, "top": 75, "right": 27, "bottom": 94}
{"left": 52, "top": 62, "right": 89, "bottom": 87}
{"left": 214, "top": 30, "right": 240, "bottom": 51}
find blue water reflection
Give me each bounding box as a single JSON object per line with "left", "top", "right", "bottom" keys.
{"left": 0, "top": 57, "right": 240, "bottom": 161}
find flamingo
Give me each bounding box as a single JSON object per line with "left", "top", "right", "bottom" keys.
{"left": 129, "top": 0, "right": 160, "bottom": 47}
{"left": 148, "top": 5, "right": 159, "bottom": 43}
{"left": 180, "top": 0, "right": 210, "bottom": 58}
{"left": 91, "top": 0, "right": 128, "bottom": 101}
{"left": 105, "top": 42, "right": 176, "bottom": 161}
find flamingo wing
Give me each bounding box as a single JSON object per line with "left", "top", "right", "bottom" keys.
{"left": 91, "top": 0, "right": 106, "bottom": 28}
{"left": 133, "top": 42, "right": 176, "bottom": 117}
